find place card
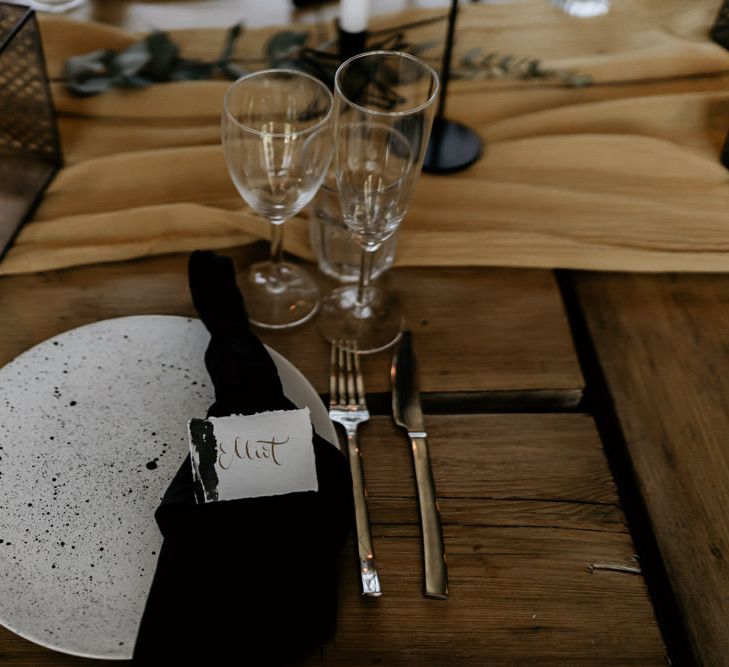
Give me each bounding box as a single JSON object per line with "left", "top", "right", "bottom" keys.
{"left": 188, "top": 409, "right": 318, "bottom": 503}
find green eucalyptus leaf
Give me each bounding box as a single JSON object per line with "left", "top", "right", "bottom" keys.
{"left": 275, "top": 58, "right": 307, "bottom": 71}
{"left": 218, "top": 23, "right": 245, "bottom": 79}
{"left": 114, "top": 40, "right": 151, "bottom": 78}
{"left": 565, "top": 73, "right": 592, "bottom": 87}
{"left": 462, "top": 47, "right": 482, "bottom": 67}
{"left": 171, "top": 60, "right": 215, "bottom": 81}
{"left": 67, "top": 75, "right": 114, "bottom": 96}
{"left": 145, "top": 32, "right": 180, "bottom": 80}
{"left": 409, "top": 39, "right": 440, "bottom": 56}
{"left": 113, "top": 72, "right": 153, "bottom": 89}
{"left": 218, "top": 61, "right": 246, "bottom": 80}
{"left": 526, "top": 59, "right": 541, "bottom": 78}
{"left": 64, "top": 49, "right": 114, "bottom": 81}
{"left": 266, "top": 30, "right": 308, "bottom": 65}
{"left": 219, "top": 23, "right": 244, "bottom": 62}
{"left": 499, "top": 55, "right": 514, "bottom": 70}
{"left": 294, "top": 52, "right": 337, "bottom": 89}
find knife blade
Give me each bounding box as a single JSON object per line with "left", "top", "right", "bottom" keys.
{"left": 391, "top": 331, "right": 448, "bottom": 599}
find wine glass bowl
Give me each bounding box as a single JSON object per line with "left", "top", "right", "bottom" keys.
{"left": 318, "top": 51, "right": 439, "bottom": 352}
{"left": 336, "top": 123, "right": 413, "bottom": 249}
{"left": 222, "top": 69, "right": 333, "bottom": 328}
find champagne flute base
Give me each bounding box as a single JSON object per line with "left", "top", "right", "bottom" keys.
{"left": 318, "top": 285, "right": 403, "bottom": 354}
{"left": 243, "top": 261, "right": 320, "bottom": 329}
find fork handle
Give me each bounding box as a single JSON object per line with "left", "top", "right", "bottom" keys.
{"left": 346, "top": 428, "right": 382, "bottom": 597}
{"left": 410, "top": 434, "right": 448, "bottom": 599}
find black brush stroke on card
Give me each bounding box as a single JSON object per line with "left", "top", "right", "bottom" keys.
{"left": 188, "top": 418, "right": 219, "bottom": 503}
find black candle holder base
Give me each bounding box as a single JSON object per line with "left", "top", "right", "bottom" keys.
{"left": 338, "top": 27, "right": 367, "bottom": 62}
{"left": 423, "top": 119, "right": 482, "bottom": 174}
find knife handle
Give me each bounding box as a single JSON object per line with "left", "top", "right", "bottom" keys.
{"left": 346, "top": 428, "right": 382, "bottom": 597}
{"left": 410, "top": 435, "right": 448, "bottom": 599}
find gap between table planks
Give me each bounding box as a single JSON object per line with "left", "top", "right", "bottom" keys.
{"left": 574, "top": 271, "right": 729, "bottom": 667}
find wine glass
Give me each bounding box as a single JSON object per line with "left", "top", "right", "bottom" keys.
{"left": 222, "top": 69, "right": 333, "bottom": 328}
{"left": 318, "top": 51, "right": 439, "bottom": 352}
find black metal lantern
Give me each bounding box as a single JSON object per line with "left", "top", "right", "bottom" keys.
{"left": 0, "top": 3, "right": 62, "bottom": 260}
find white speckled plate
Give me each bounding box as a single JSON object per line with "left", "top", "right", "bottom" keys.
{"left": 0, "top": 315, "right": 337, "bottom": 660}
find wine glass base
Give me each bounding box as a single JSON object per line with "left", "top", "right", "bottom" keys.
{"left": 242, "top": 261, "right": 320, "bottom": 329}
{"left": 318, "top": 285, "right": 403, "bottom": 354}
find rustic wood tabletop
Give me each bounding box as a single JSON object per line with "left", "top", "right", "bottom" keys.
{"left": 0, "top": 249, "right": 665, "bottom": 665}
{"left": 2, "top": 1, "right": 728, "bottom": 665}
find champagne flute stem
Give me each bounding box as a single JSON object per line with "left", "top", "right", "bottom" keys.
{"left": 356, "top": 247, "right": 375, "bottom": 306}
{"left": 270, "top": 221, "right": 284, "bottom": 265}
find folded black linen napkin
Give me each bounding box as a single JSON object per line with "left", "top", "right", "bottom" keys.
{"left": 133, "top": 251, "right": 353, "bottom": 665}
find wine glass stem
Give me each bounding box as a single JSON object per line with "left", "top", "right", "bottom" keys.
{"left": 356, "top": 247, "right": 375, "bottom": 306}
{"left": 270, "top": 221, "right": 284, "bottom": 265}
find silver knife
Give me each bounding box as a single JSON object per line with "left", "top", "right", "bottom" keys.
{"left": 391, "top": 331, "right": 448, "bottom": 599}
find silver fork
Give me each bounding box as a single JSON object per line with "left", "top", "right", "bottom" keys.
{"left": 329, "top": 340, "right": 382, "bottom": 597}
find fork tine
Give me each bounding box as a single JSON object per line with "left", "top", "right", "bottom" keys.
{"left": 329, "top": 342, "right": 337, "bottom": 408}
{"left": 345, "top": 340, "right": 357, "bottom": 407}
{"left": 352, "top": 340, "right": 366, "bottom": 407}
{"left": 337, "top": 341, "right": 347, "bottom": 407}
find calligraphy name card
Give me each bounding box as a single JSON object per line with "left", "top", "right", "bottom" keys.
{"left": 188, "top": 409, "right": 318, "bottom": 503}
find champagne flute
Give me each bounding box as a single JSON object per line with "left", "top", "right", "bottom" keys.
{"left": 318, "top": 51, "right": 439, "bottom": 352}
{"left": 222, "top": 69, "right": 333, "bottom": 328}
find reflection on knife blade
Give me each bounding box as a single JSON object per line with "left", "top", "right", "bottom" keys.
{"left": 391, "top": 331, "right": 448, "bottom": 599}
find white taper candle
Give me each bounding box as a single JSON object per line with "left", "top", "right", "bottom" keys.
{"left": 340, "top": 0, "right": 370, "bottom": 33}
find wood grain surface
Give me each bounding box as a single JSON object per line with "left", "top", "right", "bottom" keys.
{"left": 574, "top": 272, "right": 729, "bottom": 667}
{"left": 0, "top": 415, "right": 666, "bottom": 665}
{"left": 0, "top": 246, "right": 583, "bottom": 408}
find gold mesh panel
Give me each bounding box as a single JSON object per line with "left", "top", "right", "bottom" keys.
{"left": 0, "top": 5, "right": 59, "bottom": 162}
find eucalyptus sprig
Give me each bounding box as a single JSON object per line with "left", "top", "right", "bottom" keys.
{"left": 64, "top": 24, "right": 246, "bottom": 96}
{"left": 454, "top": 47, "right": 592, "bottom": 87}
{"left": 263, "top": 28, "right": 422, "bottom": 92}
{"left": 63, "top": 16, "right": 591, "bottom": 99}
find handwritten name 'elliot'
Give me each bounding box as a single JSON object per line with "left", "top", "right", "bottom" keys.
{"left": 217, "top": 436, "right": 290, "bottom": 470}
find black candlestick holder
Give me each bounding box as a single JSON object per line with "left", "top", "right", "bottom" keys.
{"left": 0, "top": 3, "right": 62, "bottom": 261}
{"left": 338, "top": 25, "right": 367, "bottom": 62}
{"left": 423, "top": 0, "right": 482, "bottom": 174}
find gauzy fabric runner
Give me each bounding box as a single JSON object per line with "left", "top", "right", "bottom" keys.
{"left": 3, "top": 0, "right": 729, "bottom": 275}
{"left": 133, "top": 251, "right": 353, "bottom": 663}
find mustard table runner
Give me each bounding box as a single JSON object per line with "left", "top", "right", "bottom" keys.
{"left": 3, "top": 0, "right": 729, "bottom": 275}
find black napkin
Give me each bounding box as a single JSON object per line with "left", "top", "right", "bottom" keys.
{"left": 133, "top": 251, "right": 353, "bottom": 665}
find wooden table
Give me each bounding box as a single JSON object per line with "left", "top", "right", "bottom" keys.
{"left": 3, "top": 1, "right": 727, "bottom": 665}
{"left": 572, "top": 272, "right": 729, "bottom": 666}
{"left": 0, "top": 247, "right": 666, "bottom": 665}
